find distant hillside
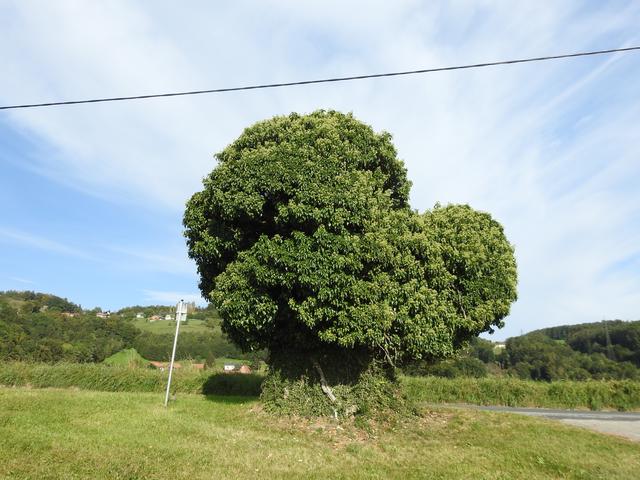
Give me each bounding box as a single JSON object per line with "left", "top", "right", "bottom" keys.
{"left": 0, "top": 290, "right": 262, "bottom": 364}
{"left": 405, "top": 319, "right": 640, "bottom": 382}
{"left": 0, "top": 290, "right": 81, "bottom": 313}
{"left": 524, "top": 320, "right": 640, "bottom": 367}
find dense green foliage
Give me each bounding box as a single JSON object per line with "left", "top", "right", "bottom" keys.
{"left": 183, "top": 110, "right": 518, "bottom": 396}
{"left": 0, "top": 300, "right": 138, "bottom": 362}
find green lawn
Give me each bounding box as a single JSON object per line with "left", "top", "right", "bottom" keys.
{"left": 130, "top": 317, "right": 211, "bottom": 334}
{"left": 1, "top": 387, "right": 638, "bottom": 479}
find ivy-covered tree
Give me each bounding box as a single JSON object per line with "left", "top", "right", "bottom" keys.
{"left": 184, "top": 110, "right": 517, "bottom": 415}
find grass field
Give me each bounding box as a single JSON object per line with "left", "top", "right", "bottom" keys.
{"left": 130, "top": 317, "right": 211, "bottom": 334}
{"left": 1, "top": 387, "right": 638, "bottom": 479}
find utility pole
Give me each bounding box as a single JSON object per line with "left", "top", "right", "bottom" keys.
{"left": 164, "top": 299, "right": 187, "bottom": 407}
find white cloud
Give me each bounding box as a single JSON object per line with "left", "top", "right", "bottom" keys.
{"left": 2, "top": 1, "right": 639, "bottom": 337}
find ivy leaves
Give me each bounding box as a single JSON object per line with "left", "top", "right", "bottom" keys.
{"left": 184, "top": 110, "right": 517, "bottom": 363}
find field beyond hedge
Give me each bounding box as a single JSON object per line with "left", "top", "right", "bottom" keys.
{"left": 1, "top": 387, "right": 639, "bottom": 480}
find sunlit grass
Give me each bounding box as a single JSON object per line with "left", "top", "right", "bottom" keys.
{"left": 1, "top": 387, "right": 638, "bottom": 479}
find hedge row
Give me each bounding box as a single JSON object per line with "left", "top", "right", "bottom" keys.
{"left": 2, "top": 362, "right": 639, "bottom": 411}
{"left": 0, "top": 362, "right": 262, "bottom": 397}
{"left": 402, "top": 375, "right": 640, "bottom": 411}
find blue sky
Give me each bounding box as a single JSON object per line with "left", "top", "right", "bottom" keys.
{"left": 1, "top": 1, "right": 639, "bottom": 339}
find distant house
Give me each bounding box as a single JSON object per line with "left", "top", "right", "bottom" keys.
{"left": 149, "top": 315, "right": 161, "bottom": 322}
{"left": 62, "top": 312, "right": 77, "bottom": 318}
{"left": 164, "top": 314, "right": 173, "bottom": 321}
{"left": 135, "top": 313, "right": 144, "bottom": 319}
{"left": 223, "top": 364, "right": 252, "bottom": 374}
{"left": 149, "top": 361, "right": 182, "bottom": 371}
{"left": 96, "top": 311, "right": 110, "bottom": 318}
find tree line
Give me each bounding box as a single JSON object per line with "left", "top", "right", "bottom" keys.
{"left": 1, "top": 290, "right": 637, "bottom": 380}
{"left": 407, "top": 320, "right": 640, "bottom": 381}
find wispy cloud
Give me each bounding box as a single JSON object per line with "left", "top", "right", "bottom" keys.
{"left": 8, "top": 276, "right": 35, "bottom": 285}
{"left": 0, "top": 226, "right": 97, "bottom": 260}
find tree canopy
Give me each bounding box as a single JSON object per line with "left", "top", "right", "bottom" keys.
{"left": 184, "top": 110, "right": 517, "bottom": 368}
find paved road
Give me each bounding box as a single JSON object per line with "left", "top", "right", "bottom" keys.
{"left": 438, "top": 404, "right": 640, "bottom": 442}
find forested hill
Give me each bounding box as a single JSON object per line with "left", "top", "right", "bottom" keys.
{"left": 406, "top": 319, "right": 640, "bottom": 381}
{"left": 0, "top": 290, "right": 256, "bottom": 364}
{"left": 0, "top": 290, "right": 82, "bottom": 313}
{"left": 523, "top": 320, "right": 640, "bottom": 367}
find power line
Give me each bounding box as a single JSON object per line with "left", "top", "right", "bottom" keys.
{"left": 1, "top": 45, "right": 639, "bottom": 111}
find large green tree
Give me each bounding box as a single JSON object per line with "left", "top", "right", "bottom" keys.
{"left": 184, "top": 110, "right": 517, "bottom": 414}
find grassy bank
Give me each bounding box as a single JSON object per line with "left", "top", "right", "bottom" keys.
{"left": 403, "top": 376, "right": 640, "bottom": 411}
{"left": 1, "top": 387, "right": 639, "bottom": 479}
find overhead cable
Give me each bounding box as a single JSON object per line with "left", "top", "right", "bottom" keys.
{"left": 1, "top": 46, "right": 639, "bottom": 111}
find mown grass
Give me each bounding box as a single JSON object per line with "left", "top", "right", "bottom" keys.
{"left": 403, "top": 376, "right": 640, "bottom": 411}
{"left": 1, "top": 387, "right": 638, "bottom": 479}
